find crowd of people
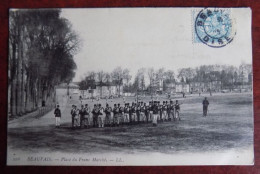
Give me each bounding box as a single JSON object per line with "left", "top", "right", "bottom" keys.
{"left": 69, "top": 100, "right": 181, "bottom": 128}
{"left": 53, "top": 97, "right": 210, "bottom": 128}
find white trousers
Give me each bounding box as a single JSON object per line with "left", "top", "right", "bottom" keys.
{"left": 152, "top": 114, "right": 158, "bottom": 124}
{"left": 55, "top": 117, "right": 61, "bottom": 126}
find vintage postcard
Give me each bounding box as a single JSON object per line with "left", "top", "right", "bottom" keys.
{"left": 7, "top": 8, "right": 253, "bottom": 165}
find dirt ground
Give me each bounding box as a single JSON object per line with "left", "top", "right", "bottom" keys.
{"left": 7, "top": 92, "right": 253, "bottom": 155}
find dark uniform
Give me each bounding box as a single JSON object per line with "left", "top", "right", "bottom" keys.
{"left": 202, "top": 97, "right": 209, "bottom": 116}
{"left": 131, "top": 103, "right": 137, "bottom": 123}
{"left": 162, "top": 102, "right": 168, "bottom": 121}
{"left": 71, "top": 105, "right": 77, "bottom": 128}
{"left": 92, "top": 105, "right": 99, "bottom": 127}
{"left": 84, "top": 104, "right": 91, "bottom": 127}
{"left": 136, "top": 103, "right": 141, "bottom": 123}
{"left": 152, "top": 101, "right": 159, "bottom": 126}
{"left": 105, "top": 104, "right": 113, "bottom": 126}
{"left": 124, "top": 103, "right": 130, "bottom": 124}
{"left": 144, "top": 103, "right": 150, "bottom": 123}
{"left": 54, "top": 105, "right": 61, "bottom": 127}
{"left": 79, "top": 105, "right": 86, "bottom": 128}
{"left": 113, "top": 104, "right": 120, "bottom": 126}
{"left": 175, "top": 100, "right": 181, "bottom": 121}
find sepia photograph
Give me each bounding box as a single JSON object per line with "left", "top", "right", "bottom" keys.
{"left": 7, "top": 8, "right": 253, "bottom": 165}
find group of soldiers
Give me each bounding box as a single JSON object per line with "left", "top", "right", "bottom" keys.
{"left": 70, "top": 100, "right": 182, "bottom": 128}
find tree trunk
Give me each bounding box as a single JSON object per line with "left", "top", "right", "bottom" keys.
{"left": 10, "top": 42, "right": 17, "bottom": 116}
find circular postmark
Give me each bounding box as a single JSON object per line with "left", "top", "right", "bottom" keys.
{"left": 195, "top": 8, "right": 236, "bottom": 48}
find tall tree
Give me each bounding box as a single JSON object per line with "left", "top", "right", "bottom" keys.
{"left": 9, "top": 9, "right": 80, "bottom": 117}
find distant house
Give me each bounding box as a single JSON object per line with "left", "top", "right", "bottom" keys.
{"left": 164, "top": 81, "right": 176, "bottom": 94}
{"left": 56, "top": 82, "right": 80, "bottom": 95}
{"left": 55, "top": 82, "right": 80, "bottom": 103}
{"left": 189, "top": 81, "right": 221, "bottom": 93}
{"left": 175, "top": 82, "right": 190, "bottom": 93}
{"left": 80, "top": 81, "right": 123, "bottom": 98}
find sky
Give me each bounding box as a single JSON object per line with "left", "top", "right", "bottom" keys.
{"left": 61, "top": 8, "right": 252, "bottom": 82}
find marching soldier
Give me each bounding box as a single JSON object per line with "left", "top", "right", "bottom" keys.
{"left": 113, "top": 104, "right": 120, "bottom": 126}
{"left": 131, "top": 102, "right": 137, "bottom": 124}
{"left": 136, "top": 102, "right": 141, "bottom": 123}
{"left": 144, "top": 103, "right": 150, "bottom": 123}
{"left": 118, "top": 103, "right": 124, "bottom": 125}
{"left": 124, "top": 103, "right": 130, "bottom": 124}
{"left": 98, "top": 104, "right": 105, "bottom": 128}
{"left": 84, "top": 104, "right": 91, "bottom": 128}
{"left": 162, "top": 101, "right": 167, "bottom": 122}
{"left": 92, "top": 104, "right": 99, "bottom": 127}
{"left": 149, "top": 101, "right": 153, "bottom": 122}
{"left": 202, "top": 97, "right": 209, "bottom": 116}
{"left": 105, "top": 104, "right": 113, "bottom": 127}
{"left": 140, "top": 102, "right": 146, "bottom": 123}
{"left": 152, "top": 101, "right": 159, "bottom": 126}
{"left": 158, "top": 101, "right": 162, "bottom": 122}
{"left": 169, "top": 100, "right": 175, "bottom": 121}
{"left": 79, "top": 105, "right": 86, "bottom": 128}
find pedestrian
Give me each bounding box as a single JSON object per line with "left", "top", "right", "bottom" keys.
{"left": 202, "top": 97, "right": 209, "bottom": 116}
{"left": 70, "top": 105, "right": 77, "bottom": 128}
{"left": 175, "top": 100, "right": 181, "bottom": 121}
{"left": 54, "top": 105, "right": 61, "bottom": 127}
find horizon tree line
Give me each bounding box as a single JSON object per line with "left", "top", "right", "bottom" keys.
{"left": 79, "top": 63, "right": 252, "bottom": 96}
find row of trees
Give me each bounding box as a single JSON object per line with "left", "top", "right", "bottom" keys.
{"left": 9, "top": 9, "right": 80, "bottom": 116}
{"left": 177, "top": 64, "right": 252, "bottom": 90}
{"left": 79, "top": 63, "right": 252, "bottom": 96}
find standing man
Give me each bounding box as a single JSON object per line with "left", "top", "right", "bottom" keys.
{"left": 70, "top": 105, "right": 77, "bottom": 128}
{"left": 54, "top": 105, "right": 61, "bottom": 128}
{"left": 175, "top": 100, "right": 181, "bottom": 121}
{"left": 202, "top": 97, "right": 209, "bottom": 116}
